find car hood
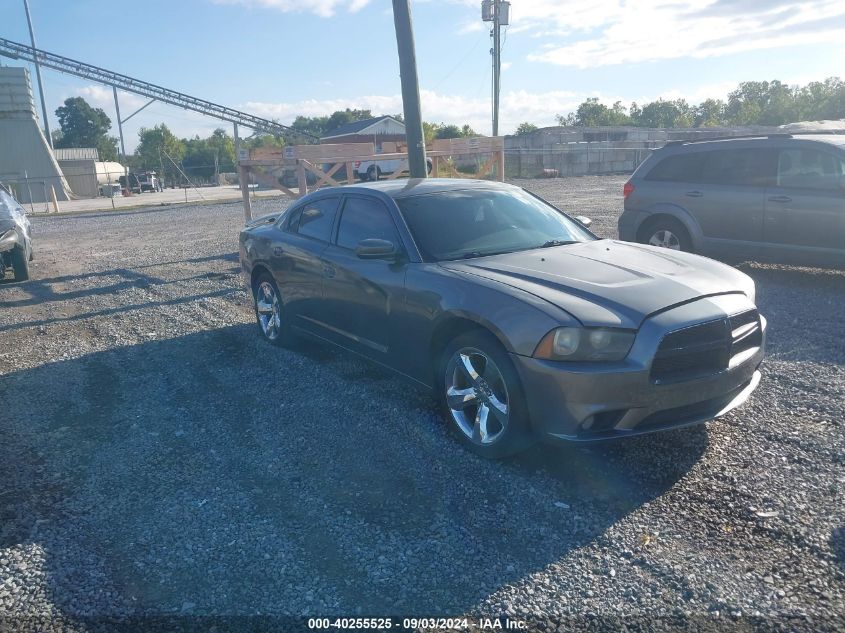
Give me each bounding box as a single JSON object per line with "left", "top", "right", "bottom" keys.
{"left": 440, "top": 239, "right": 752, "bottom": 329}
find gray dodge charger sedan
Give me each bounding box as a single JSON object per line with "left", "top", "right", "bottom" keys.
{"left": 239, "top": 179, "right": 765, "bottom": 458}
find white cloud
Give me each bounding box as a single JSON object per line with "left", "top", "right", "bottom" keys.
{"left": 508, "top": 0, "right": 845, "bottom": 68}
{"left": 212, "top": 0, "right": 370, "bottom": 18}
{"left": 457, "top": 19, "right": 485, "bottom": 35}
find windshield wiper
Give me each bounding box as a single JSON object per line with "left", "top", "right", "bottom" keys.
{"left": 456, "top": 248, "right": 516, "bottom": 260}
{"left": 538, "top": 239, "right": 579, "bottom": 248}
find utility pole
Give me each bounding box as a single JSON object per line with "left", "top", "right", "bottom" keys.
{"left": 392, "top": 0, "right": 427, "bottom": 178}
{"left": 112, "top": 87, "right": 126, "bottom": 161}
{"left": 23, "top": 0, "right": 52, "bottom": 148}
{"left": 112, "top": 87, "right": 128, "bottom": 193}
{"left": 482, "top": 0, "right": 509, "bottom": 137}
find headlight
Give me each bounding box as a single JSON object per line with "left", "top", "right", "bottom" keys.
{"left": 534, "top": 326, "right": 636, "bottom": 361}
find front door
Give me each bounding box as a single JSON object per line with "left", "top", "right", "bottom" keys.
{"left": 764, "top": 147, "right": 845, "bottom": 255}
{"left": 320, "top": 195, "right": 407, "bottom": 360}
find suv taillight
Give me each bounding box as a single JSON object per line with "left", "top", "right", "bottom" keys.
{"left": 623, "top": 182, "right": 634, "bottom": 199}
{"left": 354, "top": 161, "right": 361, "bottom": 168}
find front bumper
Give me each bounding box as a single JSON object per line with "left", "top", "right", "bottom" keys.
{"left": 513, "top": 293, "right": 766, "bottom": 441}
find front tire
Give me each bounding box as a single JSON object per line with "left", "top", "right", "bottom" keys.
{"left": 638, "top": 217, "right": 692, "bottom": 252}
{"left": 439, "top": 329, "right": 534, "bottom": 459}
{"left": 253, "top": 273, "right": 293, "bottom": 346}
{"left": 10, "top": 246, "right": 29, "bottom": 281}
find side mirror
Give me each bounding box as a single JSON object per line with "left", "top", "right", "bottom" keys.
{"left": 575, "top": 215, "right": 593, "bottom": 228}
{"left": 355, "top": 238, "right": 397, "bottom": 260}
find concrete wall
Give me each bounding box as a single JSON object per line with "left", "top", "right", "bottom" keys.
{"left": 504, "top": 125, "right": 784, "bottom": 178}
{"left": 0, "top": 67, "right": 71, "bottom": 203}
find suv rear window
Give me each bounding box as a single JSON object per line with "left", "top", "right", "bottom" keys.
{"left": 644, "top": 153, "right": 706, "bottom": 183}
{"left": 699, "top": 149, "right": 776, "bottom": 186}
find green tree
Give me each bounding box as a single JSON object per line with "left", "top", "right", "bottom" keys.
{"left": 630, "top": 99, "right": 693, "bottom": 128}
{"left": 693, "top": 99, "right": 727, "bottom": 127}
{"left": 433, "top": 123, "right": 477, "bottom": 139}
{"left": 136, "top": 124, "right": 185, "bottom": 186}
{"left": 558, "top": 98, "right": 630, "bottom": 126}
{"left": 324, "top": 108, "right": 373, "bottom": 133}
{"left": 54, "top": 97, "right": 118, "bottom": 161}
{"left": 725, "top": 80, "right": 798, "bottom": 126}
{"left": 514, "top": 122, "right": 538, "bottom": 135}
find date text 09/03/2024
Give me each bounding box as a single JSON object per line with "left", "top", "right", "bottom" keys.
{"left": 307, "top": 617, "right": 527, "bottom": 630}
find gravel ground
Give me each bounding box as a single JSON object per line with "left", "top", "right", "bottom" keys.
{"left": 0, "top": 175, "right": 843, "bottom": 631}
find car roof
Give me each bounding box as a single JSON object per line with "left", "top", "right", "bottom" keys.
{"left": 661, "top": 133, "right": 845, "bottom": 151}
{"left": 328, "top": 178, "right": 517, "bottom": 200}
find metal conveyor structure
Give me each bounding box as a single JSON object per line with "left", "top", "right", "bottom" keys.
{"left": 0, "top": 37, "right": 315, "bottom": 142}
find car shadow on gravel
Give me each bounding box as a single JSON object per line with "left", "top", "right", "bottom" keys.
{"left": 0, "top": 324, "right": 707, "bottom": 619}
{"left": 737, "top": 262, "right": 845, "bottom": 366}
{"left": 0, "top": 253, "right": 241, "bottom": 311}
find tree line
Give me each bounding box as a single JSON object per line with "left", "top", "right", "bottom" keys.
{"left": 50, "top": 77, "right": 845, "bottom": 180}
{"left": 537, "top": 78, "right": 845, "bottom": 131}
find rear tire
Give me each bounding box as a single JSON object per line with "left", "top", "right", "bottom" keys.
{"left": 10, "top": 246, "right": 29, "bottom": 281}
{"left": 438, "top": 329, "right": 534, "bottom": 459}
{"left": 367, "top": 166, "right": 381, "bottom": 182}
{"left": 252, "top": 273, "right": 294, "bottom": 347}
{"left": 638, "top": 217, "right": 692, "bottom": 252}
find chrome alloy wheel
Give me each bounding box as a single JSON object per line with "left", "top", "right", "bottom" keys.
{"left": 445, "top": 347, "right": 510, "bottom": 445}
{"left": 648, "top": 229, "right": 681, "bottom": 250}
{"left": 255, "top": 281, "right": 281, "bottom": 340}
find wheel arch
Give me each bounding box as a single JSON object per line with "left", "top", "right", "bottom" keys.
{"left": 637, "top": 204, "right": 703, "bottom": 249}
{"left": 428, "top": 312, "right": 513, "bottom": 382}
{"left": 249, "top": 263, "right": 272, "bottom": 292}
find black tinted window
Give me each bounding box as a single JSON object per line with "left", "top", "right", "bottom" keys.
{"left": 396, "top": 188, "right": 594, "bottom": 261}
{"left": 644, "top": 153, "right": 706, "bottom": 183}
{"left": 699, "top": 148, "right": 776, "bottom": 186}
{"left": 777, "top": 148, "right": 845, "bottom": 190}
{"left": 295, "top": 198, "right": 338, "bottom": 242}
{"left": 285, "top": 205, "right": 303, "bottom": 231}
{"left": 337, "top": 197, "right": 398, "bottom": 250}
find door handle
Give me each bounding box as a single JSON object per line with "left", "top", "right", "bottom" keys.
{"left": 685, "top": 190, "right": 703, "bottom": 198}
{"left": 767, "top": 195, "right": 792, "bottom": 203}
{"left": 322, "top": 264, "right": 336, "bottom": 279}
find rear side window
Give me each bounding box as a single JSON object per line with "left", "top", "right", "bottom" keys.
{"left": 777, "top": 148, "right": 845, "bottom": 191}
{"left": 644, "top": 153, "right": 706, "bottom": 183}
{"left": 293, "top": 198, "right": 339, "bottom": 242}
{"left": 336, "top": 197, "right": 398, "bottom": 250}
{"left": 699, "top": 148, "right": 776, "bottom": 186}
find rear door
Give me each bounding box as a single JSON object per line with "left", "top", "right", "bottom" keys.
{"left": 270, "top": 196, "right": 339, "bottom": 334}
{"left": 692, "top": 147, "right": 775, "bottom": 248}
{"left": 764, "top": 146, "right": 845, "bottom": 255}
{"left": 319, "top": 194, "right": 408, "bottom": 361}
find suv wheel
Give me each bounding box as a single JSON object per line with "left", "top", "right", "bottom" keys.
{"left": 639, "top": 218, "right": 692, "bottom": 252}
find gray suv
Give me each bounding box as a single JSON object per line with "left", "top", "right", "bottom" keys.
{"left": 618, "top": 134, "right": 845, "bottom": 266}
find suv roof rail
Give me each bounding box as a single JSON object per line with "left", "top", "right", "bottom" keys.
{"left": 663, "top": 133, "right": 793, "bottom": 146}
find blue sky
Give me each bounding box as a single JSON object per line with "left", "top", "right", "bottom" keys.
{"left": 2, "top": 0, "right": 844, "bottom": 151}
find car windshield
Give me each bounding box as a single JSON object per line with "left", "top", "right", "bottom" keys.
{"left": 395, "top": 188, "right": 594, "bottom": 261}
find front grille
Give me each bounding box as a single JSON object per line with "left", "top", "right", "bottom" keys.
{"left": 729, "top": 309, "right": 763, "bottom": 358}
{"left": 650, "top": 310, "right": 761, "bottom": 384}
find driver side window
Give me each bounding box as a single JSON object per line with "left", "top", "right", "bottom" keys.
{"left": 336, "top": 197, "right": 399, "bottom": 251}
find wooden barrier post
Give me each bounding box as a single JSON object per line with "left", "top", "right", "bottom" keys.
{"left": 239, "top": 165, "right": 252, "bottom": 222}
